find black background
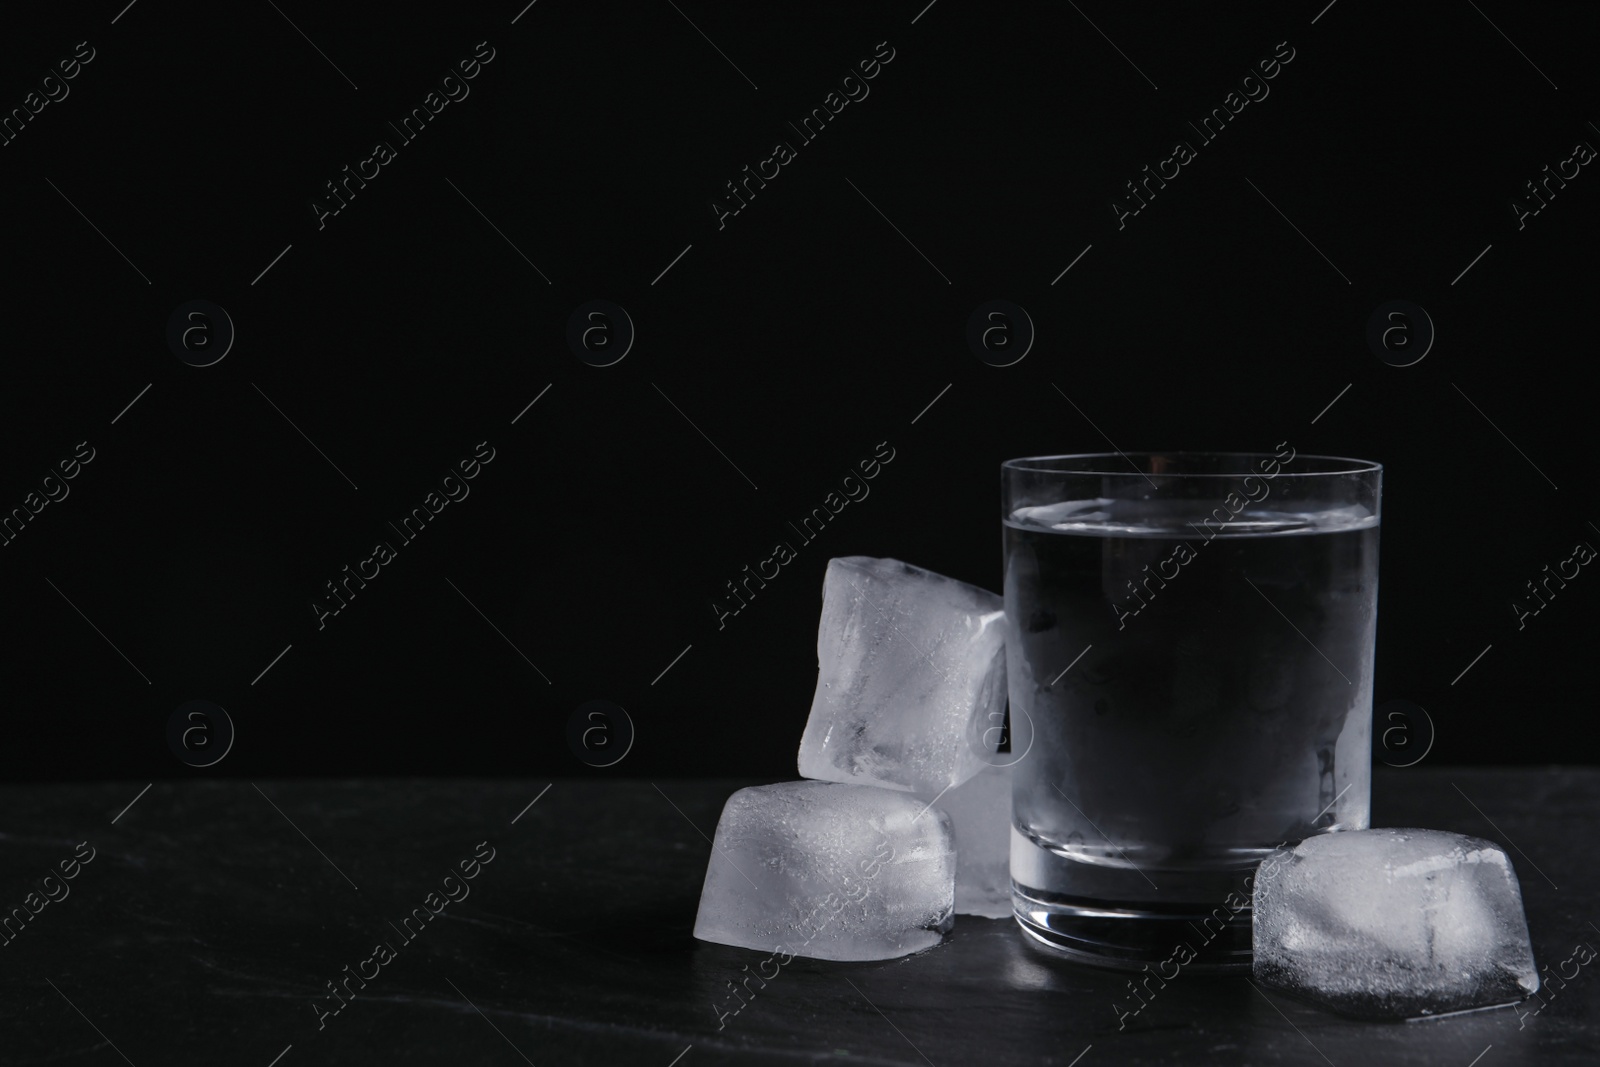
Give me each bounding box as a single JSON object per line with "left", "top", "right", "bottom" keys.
{"left": 1, "top": 0, "right": 1595, "bottom": 782}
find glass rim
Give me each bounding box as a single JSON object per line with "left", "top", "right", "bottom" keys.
{"left": 1001, "top": 451, "right": 1382, "bottom": 478}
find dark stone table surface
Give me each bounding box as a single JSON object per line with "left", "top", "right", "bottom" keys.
{"left": 2, "top": 768, "right": 1595, "bottom": 1066}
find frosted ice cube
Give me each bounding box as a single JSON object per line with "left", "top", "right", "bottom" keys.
{"left": 1253, "top": 828, "right": 1539, "bottom": 1019}
{"left": 798, "top": 556, "right": 1006, "bottom": 795}
{"left": 935, "top": 763, "right": 1013, "bottom": 918}
{"left": 692, "top": 780, "right": 955, "bottom": 961}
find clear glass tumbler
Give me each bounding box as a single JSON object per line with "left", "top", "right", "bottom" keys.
{"left": 1001, "top": 450, "right": 1381, "bottom": 971}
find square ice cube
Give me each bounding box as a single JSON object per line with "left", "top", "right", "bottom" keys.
{"left": 692, "top": 780, "right": 955, "bottom": 961}
{"left": 798, "top": 556, "right": 1006, "bottom": 796}
{"left": 1253, "top": 827, "right": 1540, "bottom": 1019}
{"left": 935, "top": 762, "right": 1014, "bottom": 918}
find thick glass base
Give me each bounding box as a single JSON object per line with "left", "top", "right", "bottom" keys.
{"left": 1011, "top": 825, "right": 1258, "bottom": 972}
{"left": 1012, "top": 884, "right": 1253, "bottom": 973}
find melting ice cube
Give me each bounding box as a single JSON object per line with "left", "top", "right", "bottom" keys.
{"left": 692, "top": 780, "right": 955, "bottom": 962}
{"left": 1252, "top": 827, "right": 1540, "bottom": 1019}
{"left": 798, "top": 556, "right": 1006, "bottom": 796}
{"left": 935, "top": 762, "right": 1014, "bottom": 918}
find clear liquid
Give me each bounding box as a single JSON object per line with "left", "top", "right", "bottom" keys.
{"left": 1005, "top": 499, "right": 1378, "bottom": 965}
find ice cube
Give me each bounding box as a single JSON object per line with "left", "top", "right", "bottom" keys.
{"left": 692, "top": 780, "right": 955, "bottom": 961}
{"left": 798, "top": 556, "right": 1006, "bottom": 796}
{"left": 1253, "top": 828, "right": 1540, "bottom": 1019}
{"left": 935, "top": 763, "right": 1014, "bottom": 918}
